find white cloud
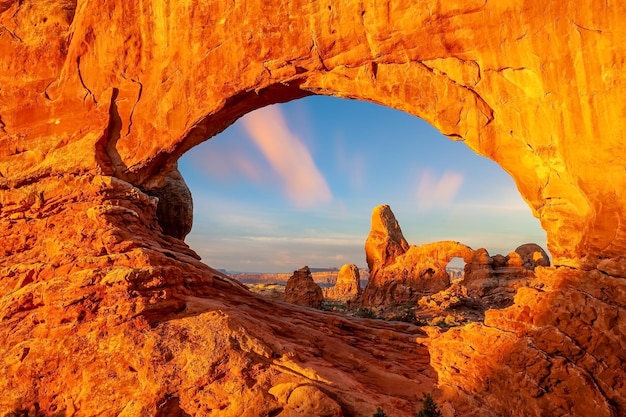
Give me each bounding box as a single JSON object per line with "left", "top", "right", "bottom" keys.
{"left": 334, "top": 133, "right": 366, "bottom": 192}
{"left": 245, "top": 233, "right": 364, "bottom": 247}
{"left": 186, "top": 138, "right": 268, "bottom": 184}
{"left": 416, "top": 170, "right": 464, "bottom": 209}
{"left": 241, "top": 104, "right": 332, "bottom": 208}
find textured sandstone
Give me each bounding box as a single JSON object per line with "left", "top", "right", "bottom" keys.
{"left": 428, "top": 267, "right": 626, "bottom": 416}
{"left": 515, "top": 243, "right": 551, "bottom": 271}
{"left": 363, "top": 205, "right": 474, "bottom": 306}
{"left": 462, "top": 247, "right": 541, "bottom": 308}
{"left": 1, "top": 0, "right": 625, "bottom": 416}
{"left": 143, "top": 166, "right": 194, "bottom": 240}
{"left": 284, "top": 266, "right": 324, "bottom": 309}
{"left": 365, "top": 204, "right": 410, "bottom": 274}
{"left": 323, "top": 263, "right": 362, "bottom": 302}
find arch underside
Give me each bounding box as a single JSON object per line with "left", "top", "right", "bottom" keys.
{"left": 0, "top": 0, "right": 625, "bottom": 415}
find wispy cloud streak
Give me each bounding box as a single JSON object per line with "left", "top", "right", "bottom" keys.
{"left": 241, "top": 105, "right": 332, "bottom": 208}
{"left": 416, "top": 170, "right": 464, "bottom": 209}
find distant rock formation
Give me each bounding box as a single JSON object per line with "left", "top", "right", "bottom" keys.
{"left": 323, "top": 264, "right": 362, "bottom": 302}
{"left": 462, "top": 245, "right": 549, "bottom": 308}
{"left": 231, "top": 268, "right": 345, "bottom": 285}
{"left": 515, "top": 243, "right": 551, "bottom": 270}
{"left": 364, "top": 204, "right": 410, "bottom": 274}
{"left": 361, "top": 205, "right": 553, "bottom": 311}
{"left": 284, "top": 266, "right": 324, "bottom": 308}
{"left": 362, "top": 205, "right": 474, "bottom": 306}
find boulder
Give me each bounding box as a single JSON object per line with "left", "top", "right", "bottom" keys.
{"left": 143, "top": 165, "right": 193, "bottom": 240}
{"left": 515, "top": 243, "right": 551, "bottom": 270}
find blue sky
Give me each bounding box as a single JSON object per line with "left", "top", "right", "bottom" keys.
{"left": 178, "top": 96, "right": 547, "bottom": 273}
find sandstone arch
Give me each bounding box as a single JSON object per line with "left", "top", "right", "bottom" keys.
{"left": 2, "top": 0, "right": 624, "bottom": 267}
{"left": 1, "top": 1, "right": 625, "bottom": 416}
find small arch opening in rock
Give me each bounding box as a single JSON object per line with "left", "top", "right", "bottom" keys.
{"left": 178, "top": 96, "right": 547, "bottom": 279}
{"left": 446, "top": 257, "right": 465, "bottom": 281}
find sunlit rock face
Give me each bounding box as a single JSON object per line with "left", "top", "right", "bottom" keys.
{"left": 0, "top": 0, "right": 624, "bottom": 416}
{"left": 363, "top": 205, "right": 475, "bottom": 306}
{"left": 462, "top": 247, "right": 545, "bottom": 308}
{"left": 323, "top": 263, "right": 362, "bottom": 302}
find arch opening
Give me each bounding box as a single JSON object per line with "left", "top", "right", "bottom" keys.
{"left": 177, "top": 95, "right": 548, "bottom": 276}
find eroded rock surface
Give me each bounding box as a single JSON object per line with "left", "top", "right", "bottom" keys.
{"left": 363, "top": 206, "right": 474, "bottom": 306}
{"left": 1, "top": 0, "right": 625, "bottom": 416}
{"left": 323, "top": 263, "right": 361, "bottom": 302}
{"left": 462, "top": 248, "right": 539, "bottom": 308}
{"left": 284, "top": 266, "right": 324, "bottom": 309}
{"left": 143, "top": 166, "right": 194, "bottom": 240}
{"left": 427, "top": 267, "right": 626, "bottom": 417}
{"left": 364, "top": 204, "right": 410, "bottom": 274}
{"left": 515, "top": 243, "right": 551, "bottom": 271}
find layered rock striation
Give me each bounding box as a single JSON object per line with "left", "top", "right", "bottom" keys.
{"left": 1, "top": 0, "right": 625, "bottom": 416}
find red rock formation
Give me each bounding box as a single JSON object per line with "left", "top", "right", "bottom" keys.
{"left": 144, "top": 165, "right": 194, "bottom": 240}
{"left": 515, "top": 243, "right": 551, "bottom": 270}
{"left": 428, "top": 267, "right": 626, "bottom": 416}
{"left": 323, "top": 263, "right": 361, "bottom": 302}
{"left": 365, "top": 204, "right": 410, "bottom": 274}
{"left": 462, "top": 246, "right": 549, "bottom": 308}
{"left": 284, "top": 266, "right": 324, "bottom": 308}
{"left": 363, "top": 206, "right": 474, "bottom": 306}
{"left": 1, "top": 0, "right": 625, "bottom": 416}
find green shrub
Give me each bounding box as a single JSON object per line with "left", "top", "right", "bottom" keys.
{"left": 355, "top": 307, "right": 377, "bottom": 319}
{"left": 416, "top": 393, "right": 442, "bottom": 417}
{"left": 373, "top": 407, "right": 388, "bottom": 417}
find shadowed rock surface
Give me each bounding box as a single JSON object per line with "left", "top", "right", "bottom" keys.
{"left": 143, "top": 166, "right": 194, "bottom": 240}
{"left": 515, "top": 243, "right": 551, "bottom": 270}
{"left": 1, "top": 1, "right": 625, "bottom": 416}
{"left": 284, "top": 266, "right": 324, "bottom": 309}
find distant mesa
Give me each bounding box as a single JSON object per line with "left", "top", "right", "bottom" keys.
{"left": 323, "top": 263, "right": 362, "bottom": 303}
{"left": 229, "top": 267, "right": 363, "bottom": 285}
{"left": 284, "top": 266, "right": 324, "bottom": 309}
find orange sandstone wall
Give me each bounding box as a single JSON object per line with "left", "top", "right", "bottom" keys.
{"left": 1, "top": 1, "right": 625, "bottom": 416}
{"left": 1, "top": 0, "right": 625, "bottom": 266}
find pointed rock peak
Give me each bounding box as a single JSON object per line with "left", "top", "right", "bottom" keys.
{"left": 323, "top": 264, "right": 361, "bottom": 302}
{"left": 365, "top": 205, "right": 410, "bottom": 272}
{"left": 294, "top": 265, "right": 312, "bottom": 277}
{"left": 337, "top": 263, "right": 360, "bottom": 285}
